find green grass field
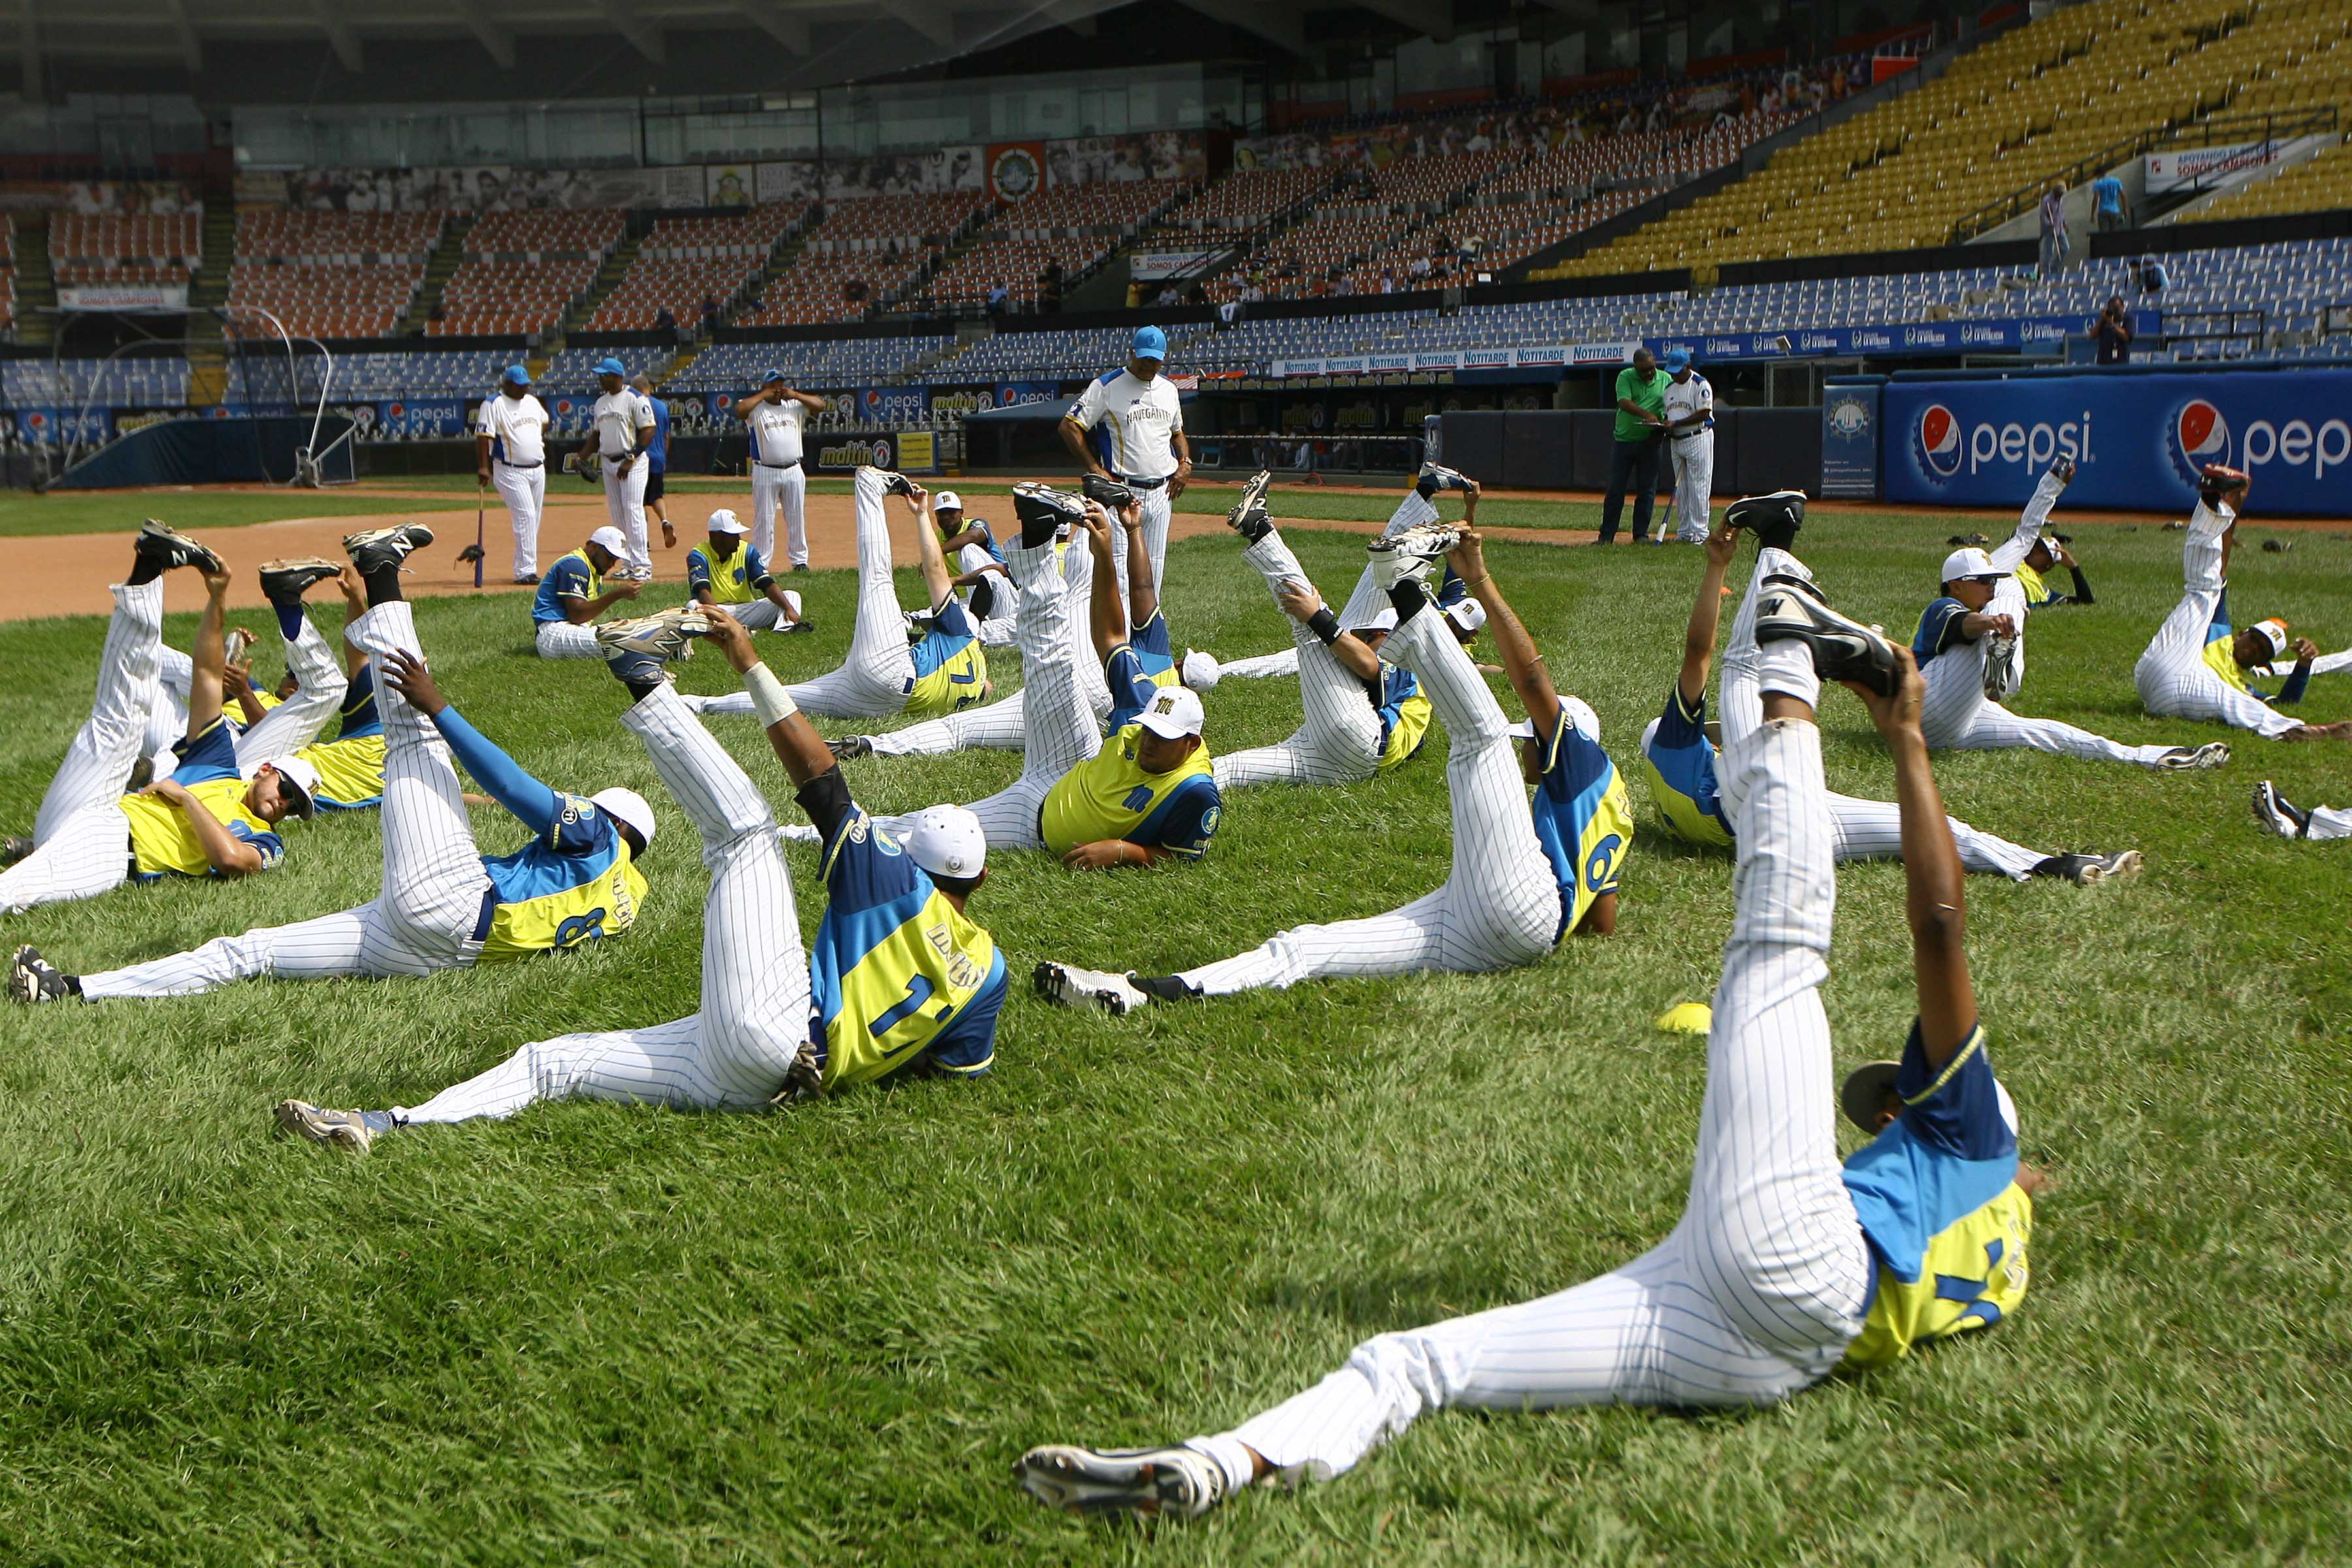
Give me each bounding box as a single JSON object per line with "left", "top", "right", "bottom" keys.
{"left": 1, "top": 501, "right": 2349, "bottom": 1563}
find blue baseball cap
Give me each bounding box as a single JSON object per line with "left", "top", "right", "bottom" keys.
{"left": 1131, "top": 325, "right": 1167, "bottom": 362}
{"left": 1662, "top": 349, "right": 1691, "bottom": 372}
{"left": 503, "top": 363, "right": 532, "bottom": 386}
{"left": 760, "top": 367, "right": 788, "bottom": 384}
{"left": 592, "top": 357, "right": 627, "bottom": 378}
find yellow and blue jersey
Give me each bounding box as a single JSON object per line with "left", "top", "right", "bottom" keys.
{"left": 1528, "top": 700, "right": 1633, "bottom": 940}
{"left": 808, "top": 805, "right": 1005, "bottom": 1089}
{"left": 1131, "top": 609, "right": 1182, "bottom": 686}
{"left": 2198, "top": 589, "right": 2309, "bottom": 706}
{"left": 2014, "top": 560, "right": 2050, "bottom": 608}
{"left": 1372, "top": 663, "right": 1432, "bottom": 771}
{"left": 475, "top": 790, "right": 649, "bottom": 961}
{"left": 1841, "top": 1021, "right": 2033, "bottom": 1368}
{"left": 686, "top": 542, "right": 773, "bottom": 606}
{"left": 120, "top": 716, "right": 286, "bottom": 880}
{"left": 1638, "top": 685, "right": 1732, "bottom": 849}
{"left": 1037, "top": 643, "right": 1224, "bottom": 859}
{"left": 943, "top": 517, "right": 1008, "bottom": 568}
{"left": 297, "top": 663, "right": 387, "bottom": 810}
{"left": 534, "top": 549, "right": 600, "bottom": 625}
{"left": 905, "top": 598, "right": 989, "bottom": 716}
{"left": 1912, "top": 597, "right": 1974, "bottom": 667}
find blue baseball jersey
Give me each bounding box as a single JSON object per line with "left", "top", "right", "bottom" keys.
{"left": 910, "top": 596, "right": 980, "bottom": 679}
{"left": 946, "top": 517, "right": 1008, "bottom": 568}
{"left": 475, "top": 791, "right": 647, "bottom": 959}
{"left": 1841, "top": 1021, "right": 2033, "bottom": 1367}
{"left": 808, "top": 805, "right": 1005, "bottom": 1087}
{"left": 1130, "top": 609, "right": 1176, "bottom": 680}
{"left": 534, "top": 550, "right": 599, "bottom": 625}
{"left": 1912, "top": 598, "right": 1974, "bottom": 665}
{"left": 1372, "top": 663, "right": 1429, "bottom": 764}
{"left": 1639, "top": 685, "right": 1732, "bottom": 848}
{"left": 645, "top": 398, "right": 670, "bottom": 473}
{"left": 1528, "top": 700, "right": 1634, "bottom": 940}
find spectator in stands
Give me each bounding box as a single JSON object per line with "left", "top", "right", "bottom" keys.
{"left": 2091, "top": 171, "right": 2131, "bottom": 233}
{"left": 1600, "top": 347, "right": 1670, "bottom": 547}
{"left": 2093, "top": 297, "right": 2135, "bottom": 366}
{"left": 631, "top": 376, "right": 678, "bottom": 552}
{"left": 2138, "top": 257, "right": 2168, "bottom": 296}
{"left": 2038, "top": 182, "right": 2071, "bottom": 277}
{"left": 987, "top": 281, "right": 1009, "bottom": 316}
{"left": 654, "top": 306, "right": 677, "bottom": 347}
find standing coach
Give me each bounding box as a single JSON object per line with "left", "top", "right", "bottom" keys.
{"left": 1062, "top": 325, "right": 1191, "bottom": 603}
{"left": 737, "top": 370, "right": 829, "bottom": 572}
{"left": 1598, "top": 346, "right": 1668, "bottom": 547}
{"left": 475, "top": 363, "right": 550, "bottom": 583}
{"left": 578, "top": 357, "right": 656, "bottom": 580}
{"left": 1656, "top": 348, "right": 1715, "bottom": 545}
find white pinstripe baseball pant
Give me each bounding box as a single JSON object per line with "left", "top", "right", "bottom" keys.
{"left": 1976, "top": 466, "right": 2065, "bottom": 701}
{"left": 1107, "top": 483, "right": 1174, "bottom": 618}
{"left": 146, "top": 643, "right": 193, "bottom": 763}
{"left": 958, "top": 543, "right": 1020, "bottom": 648}
{"left": 1, "top": 581, "right": 160, "bottom": 912}
{"left": 2309, "top": 648, "right": 2352, "bottom": 678}
{"left": 76, "top": 601, "right": 492, "bottom": 999}
{"left": 2300, "top": 805, "right": 2352, "bottom": 840}
{"left": 862, "top": 530, "right": 1099, "bottom": 853}
{"left": 1200, "top": 489, "right": 1441, "bottom": 688}
{"left": 1187, "top": 696, "right": 1869, "bottom": 1485}
{"left": 602, "top": 455, "right": 652, "bottom": 575}
{"left": 536, "top": 621, "right": 603, "bottom": 660}
{"left": 494, "top": 460, "right": 547, "bottom": 581}
{"left": 778, "top": 466, "right": 920, "bottom": 719}
{"left": 398, "top": 684, "right": 807, "bottom": 1123}
{"left": 1920, "top": 653, "right": 2176, "bottom": 765}
{"left": 2133, "top": 501, "right": 2300, "bottom": 739}
{"left": 1721, "top": 548, "right": 2046, "bottom": 882}
{"left": 724, "top": 592, "right": 802, "bottom": 633}
{"left": 1212, "top": 528, "right": 1383, "bottom": 791}
{"left": 145, "top": 616, "right": 347, "bottom": 778}
{"left": 1176, "top": 598, "right": 1555, "bottom": 995}
{"left": 1664, "top": 431, "right": 1713, "bottom": 543}
{"left": 752, "top": 461, "right": 807, "bottom": 569}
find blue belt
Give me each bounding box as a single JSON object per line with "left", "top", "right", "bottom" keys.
{"left": 472, "top": 886, "right": 499, "bottom": 943}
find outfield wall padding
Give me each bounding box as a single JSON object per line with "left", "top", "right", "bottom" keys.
{"left": 54, "top": 416, "right": 355, "bottom": 490}
{"left": 1439, "top": 408, "right": 1817, "bottom": 496}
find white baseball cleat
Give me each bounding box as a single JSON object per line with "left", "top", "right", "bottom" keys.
{"left": 1981, "top": 632, "right": 2020, "bottom": 702}
{"left": 1014, "top": 1443, "right": 1227, "bottom": 1520}
{"left": 1417, "top": 461, "right": 1473, "bottom": 493}
{"left": 596, "top": 607, "right": 709, "bottom": 663}
{"left": 777, "top": 823, "right": 821, "bottom": 845}
{"left": 1033, "top": 961, "right": 1147, "bottom": 1017}
{"left": 1753, "top": 588, "right": 1899, "bottom": 697}
{"left": 2157, "top": 742, "right": 2231, "bottom": 771}
{"left": 1367, "top": 522, "right": 1458, "bottom": 591}
{"left": 2251, "top": 780, "right": 2310, "bottom": 837}
{"left": 273, "top": 1099, "right": 388, "bottom": 1154}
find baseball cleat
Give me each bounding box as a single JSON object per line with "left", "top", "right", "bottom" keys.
{"left": 1225, "top": 469, "right": 1274, "bottom": 543}
{"left": 1082, "top": 472, "right": 1136, "bottom": 509}
{"left": 273, "top": 1100, "right": 391, "bottom": 1153}
{"left": 342, "top": 523, "right": 436, "bottom": 576}
{"left": 2251, "top": 780, "right": 2310, "bottom": 838}
{"left": 1368, "top": 523, "right": 1458, "bottom": 591}
{"left": 0, "top": 833, "right": 31, "bottom": 867}
{"left": 1762, "top": 569, "right": 1826, "bottom": 603}
{"left": 1011, "top": 482, "right": 1087, "bottom": 549}
{"left": 829, "top": 735, "right": 874, "bottom": 761}
{"left": 1753, "top": 588, "right": 1899, "bottom": 696}
{"left": 1014, "top": 1443, "right": 1227, "bottom": 1520}
{"left": 775, "top": 618, "right": 816, "bottom": 635}
{"left": 1033, "top": 961, "right": 1147, "bottom": 1017}
{"left": 2048, "top": 455, "right": 2076, "bottom": 487}
{"left": 135, "top": 519, "right": 223, "bottom": 576}
{"left": 221, "top": 629, "right": 254, "bottom": 671}
{"left": 1724, "top": 490, "right": 1806, "bottom": 551}
{"left": 513, "top": 573, "right": 541, "bottom": 586}
{"left": 1981, "top": 632, "right": 2020, "bottom": 702}
{"left": 863, "top": 466, "right": 916, "bottom": 498}
{"left": 2198, "top": 463, "right": 2249, "bottom": 507}
{"left": 259, "top": 557, "right": 342, "bottom": 605}
{"left": 10, "top": 945, "right": 75, "bottom": 1004}
{"left": 2032, "top": 849, "right": 2142, "bottom": 885}
{"left": 596, "top": 607, "right": 709, "bottom": 664}
{"left": 2157, "top": 741, "right": 2231, "bottom": 771}
{"left": 1417, "top": 461, "right": 1473, "bottom": 494}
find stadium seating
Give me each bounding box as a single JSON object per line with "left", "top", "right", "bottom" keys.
{"left": 5, "top": 355, "right": 191, "bottom": 408}
{"left": 2185, "top": 131, "right": 2352, "bottom": 221}
{"left": 328, "top": 350, "right": 512, "bottom": 400}
{"left": 227, "top": 211, "right": 443, "bottom": 337}
{"left": 931, "top": 325, "right": 1190, "bottom": 381}
{"left": 1, "top": 226, "right": 14, "bottom": 334}
{"left": 434, "top": 211, "right": 624, "bottom": 337}
{"left": 582, "top": 204, "right": 809, "bottom": 332}
{"left": 51, "top": 212, "right": 204, "bottom": 286}
{"left": 737, "top": 191, "right": 991, "bottom": 326}
{"left": 662, "top": 337, "right": 955, "bottom": 392}
{"left": 922, "top": 181, "right": 1187, "bottom": 309}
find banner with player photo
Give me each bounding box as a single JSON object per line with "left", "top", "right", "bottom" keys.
{"left": 754, "top": 162, "right": 822, "bottom": 205}
{"left": 826, "top": 149, "right": 987, "bottom": 199}
{"left": 260, "top": 165, "right": 711, "bottom": 212}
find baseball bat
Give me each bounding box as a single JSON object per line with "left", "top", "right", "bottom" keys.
{"left": 473, "top": 489, "right": 486, "bottom": 588}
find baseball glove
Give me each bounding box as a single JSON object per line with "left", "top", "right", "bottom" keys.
{"left": 455, "top": 543, "right": 485, "bottom": 564}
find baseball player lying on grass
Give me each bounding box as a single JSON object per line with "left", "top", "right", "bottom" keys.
{"left": 1033, "top": 519, "right": 1630, "bottom": 1011}
{"left": 930, "top": 489, "right": 1019, "bottom": 647}
{"left": 685, "top": 507, "right": 809, "bottom": 634}
{"left": 1017, "top": 584, "right": 2046, "bottom": 1523}
{"left": 2253, "top": 782, "right": 2352, "bottom": 840}
{"left": 1914, "top": 459, "right": 2225, "bottom": 771}
{"left": 689, "top": 467, "right": 989, "bottom": 722}
{"left": 1213, "top": 464, "right": 1490, "bottom": 681}
{"left": 142, "top": 557, "right": 353, "bottom": 788}
{"left": 2014, "top": 526, "right": 2093, "bottom": 609}
{"left": 801, "top": 484, "right": 1225, "bottom": 871}
{"left": 2135, "top": 465, "right": 2351, "bottom": 744}
{"left": 1643, "top": 496, "right": 2140, "bottom": 886}
{"left": 0, "top": 523, "right": 319, "bottom": 914}
{"left": 532, "top": 525, "right": 645, "bottom": 660}
{"left": 12, "top": 524, "right": 661, "bottom": 1005}
{"left": 1210, "top": 472, "right": 1432, "bottom": 792}
{"left": 820, "top": 482, "right": 1218, "bottom": 763}
{"left": 271, "top": 605, "right": 1005, "bottom": 1154}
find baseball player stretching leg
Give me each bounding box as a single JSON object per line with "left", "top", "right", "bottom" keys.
{"left": 1033, "top": 520, "right": 1627, "bottom": 1010}
{"left": 1642, "top": 502, "right": 2138, "bottom": 884}
{"left": 272, "top": 607, "right": 1004, "bottom": 1153}
{"left": 141, "top": 559, "right": 349, "bottom": 784}
{"left": 2253, "top": 781, "right": 2352, "bottom": 840}
{"left": 1018, "top": 605, "right": 2046, "bottom": 1522}
{"left": 12, "top": 526, "right": 660, "bottom": 1005}
{"left": 0, "top": 523, "right": 317, "bottom": 911}
{"left": 2134, "top": 466, "right": 2351, "bottom": 744}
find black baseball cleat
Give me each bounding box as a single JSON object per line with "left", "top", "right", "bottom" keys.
{"left": 1725, "top": 490, "right": 1806, "bottom": 552}
{"left": 863, "top": 466, "right": 916, "bottom": 499}
{"left": 1011, "top": 482, "right": 1086, "bottom": 549}
{"left": 343, "top": 523, "right": 436, "bottom": 576}
{"left": 828, "top": 735, "right": 873, "bottom": 761}
{"left": 135, "top": 519, "right": 223, "bottom": 576}
{"left": 259, "top": 557, "right": 342, "bottom": 606}
{"left": 2031, "top": 849, "right": 2143, "bottom": 885}
{"left": 1082, "top": 472, "right": 1136, "bottom": 509}
{"left": 1225, "top": 469, "right": 1273, "bottom": 543}
{"left": 1981, "top": 630, "right": 2020, "bottom": 703}
{"left": 2198, "top": 463, "right": 2249, "bottom": 507}
{"left": 2251, "top": 780, "right": 2310, "bottom": 838}
{"left": 1762, "top": 570, "right": 1826, "bottom": 603}
{"left": 10, "top": 944, "right": 78, "bottom": 1004}
{"left": 1014, "top": 1443, "right": 1227, "bottom": 1520}
{"left": 2048, "top": 455, "right": 2076, "bottom": 486}
{"left": 1417, "top": 461, "right": 1473, "bottom": 494}
{"left": 1754, "top": 588, "right": 1899, "bottom": 696}
{"left": 775, "top": 618, "right": 815, "bottom": 635}
{"left": 1, "top": 833, "right": 33, "bottom": 867}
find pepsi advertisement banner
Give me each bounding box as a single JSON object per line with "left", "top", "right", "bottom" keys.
{"left": 1883, "top": 370, "right": 2352, "bottom": 515}
{"left": 375, "top": 398, "right": 472, "bottom": 438}
{"left": 858, "top": 385, "right": 931, "bottom": 424}
{"left": 14, "top": 406, "right": 113, "bottom": 444}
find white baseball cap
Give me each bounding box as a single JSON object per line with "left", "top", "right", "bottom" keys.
{"left": 2252, "top": 617, "right": 2291, "bottom": 660}
{"left": 588, "top": 525, "right": 628, "bottom": 556}
{"left": 707, "top": 508, "right": 747, "bottom": 535}
{"left": 1352, "top": 605, "right": 1401, "bottom": 634}
{"left": 1179, "top": 650, "right": 1222, "bottom": 691}
{"left": 901, "top": 803, "right": 986, "bottom": 881}
{"left": 1444, "top": 598, "right": 1489, "bottom": 637}
{"left": 590, "top": 786, "right": 657, "bottom": 850}
{"left": 1939, "top": 546, "right": 2007, "bottom": 584}
{"left": 1135, "top": 683, "right": 1206, "bottom": 739}
{"left": 261, "top": 754, "right": 321, "bottom": 818}
{"left": 1508, "top": 695, "right": 1601, "bottom": 743}
{"left": 933, "top": 490, "right": 963, "bottom": 512}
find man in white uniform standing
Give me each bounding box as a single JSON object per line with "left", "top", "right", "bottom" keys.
{"left": 475, "top": 364, "right": 551, "bottom": 584}
{"left": 1656, "top": 349, "right": 1714, "bottom": 545}
{"left": 578, "top": 358, "right": 656, "bottom": 580}
{"left": 1061, "top": 325, "right": 1191, "bottom": 605}
{"left": 737, "top": 370, "right": 829, "bottom": 571}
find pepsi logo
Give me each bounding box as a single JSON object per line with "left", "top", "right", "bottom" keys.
{"left": 1918, "top": 404, "right": 1962, "bottom": 477}
{"left": 2176, "top": 399, "right": 2229, "bottom": 469}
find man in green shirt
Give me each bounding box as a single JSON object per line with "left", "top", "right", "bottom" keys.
{"left": 1600, "top": 347, "right": 1669, "bottom": 546}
